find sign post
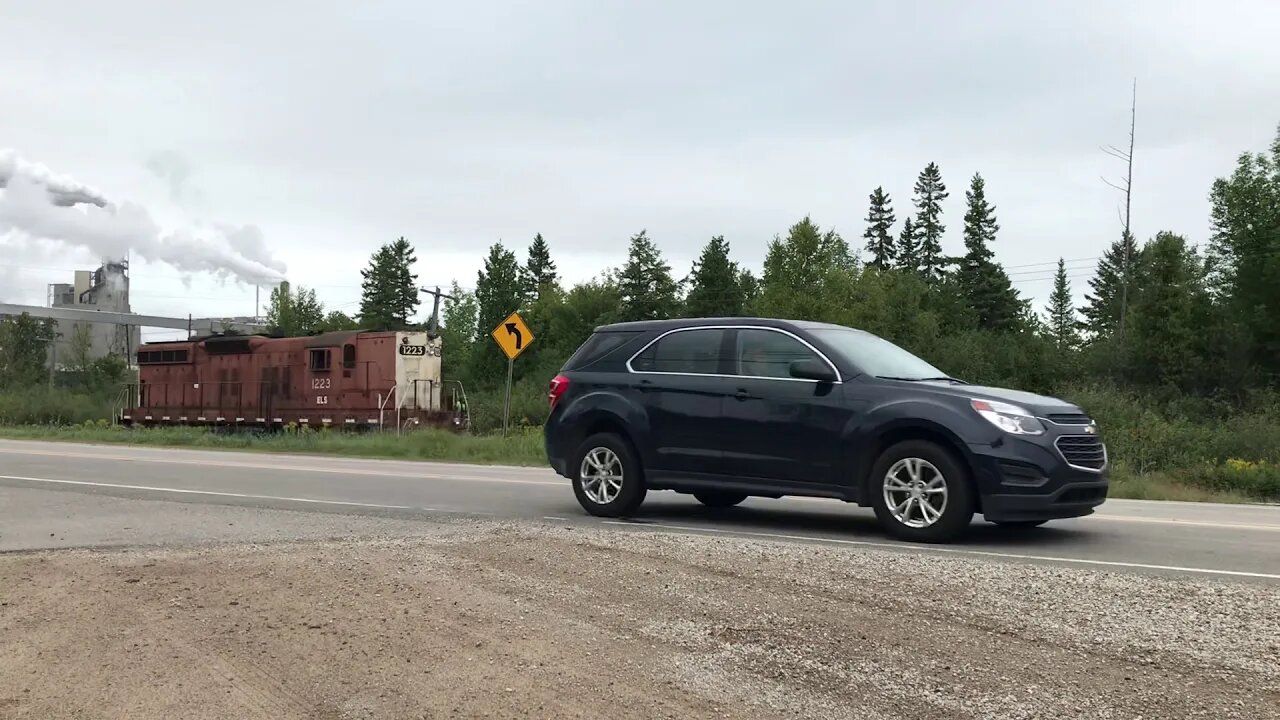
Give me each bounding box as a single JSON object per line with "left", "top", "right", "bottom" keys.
{"left": 490, "top": 311, "right": 535, "bottom": 436}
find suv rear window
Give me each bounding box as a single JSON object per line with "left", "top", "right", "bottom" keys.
{"left": 563, "top": 331, "right": 640, "bottom": 371}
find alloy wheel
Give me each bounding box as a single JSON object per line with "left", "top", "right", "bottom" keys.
{"left": 579, "top": 446, "right": 624, "bottom": 504}
{"left": 882, "top": 457, "right": 949, "bottom": 529}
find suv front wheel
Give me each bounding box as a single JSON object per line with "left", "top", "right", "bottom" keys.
{"left": 869, "top": 440, "right": 975, "bottom": 543}
{"left": 571, "top": 432, "right": 647, "bottom": 517}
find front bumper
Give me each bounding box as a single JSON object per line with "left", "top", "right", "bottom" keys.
{"left": 969, "top": 436, "right": 1110, "bottom": 522}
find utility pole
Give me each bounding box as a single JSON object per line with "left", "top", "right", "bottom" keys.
{"left": 419, "top": 285, "right": 455, "bottom": 339}
{"left": 1101, "top": 78, "right": 1137, "bottom": 337}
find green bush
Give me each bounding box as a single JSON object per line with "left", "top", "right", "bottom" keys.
{"left": 0, "top": 386, "right": 116, "bottom": 425}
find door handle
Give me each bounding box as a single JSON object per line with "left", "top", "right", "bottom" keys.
{"left": 734, "top": 388, "right": 751, "bottom": 401}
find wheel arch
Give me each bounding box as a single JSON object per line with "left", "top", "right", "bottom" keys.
{"left": 853, "top": 419, "right": 981, "bottom": 512}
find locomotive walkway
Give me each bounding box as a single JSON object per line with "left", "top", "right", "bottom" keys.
{"left": 0, "top": 438, "right": 1277, "bottom": 581}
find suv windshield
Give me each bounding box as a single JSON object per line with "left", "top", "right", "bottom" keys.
{"left": 810, "top": 328, "right": 945, "bottom": 380}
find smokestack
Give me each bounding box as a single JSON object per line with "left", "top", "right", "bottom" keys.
{"left": 0, "top": 149, "right": 287, "bottom": 286}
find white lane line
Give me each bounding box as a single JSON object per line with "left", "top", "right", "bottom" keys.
{"left": 542, "top": 516, "right": 568, "bottom": 521}
{"left": 0, "top": 448, "right": 563, "bottom": 487}
{"left": 602, "top": 520, "right": 1280, "bottom": 580}
{"left": 1090, "top": 514, "right": 1280, "bottom": 532}
{"left": 0, "top": 441, "right": 549, "bottom": 475}
{"left": 0, "top": 475, "right": 413, "bottom": 511}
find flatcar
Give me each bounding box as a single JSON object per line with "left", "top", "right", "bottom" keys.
{"left": 119, "top": 330, "right": 468, "bottom": 431}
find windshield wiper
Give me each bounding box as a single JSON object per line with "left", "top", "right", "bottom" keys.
{"left": 878, "top": 375, "right": 968, "bottom": 385}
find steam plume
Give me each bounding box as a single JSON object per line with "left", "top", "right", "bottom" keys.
{"left": 0, "top": 149, "right": 286, "bottom": 286}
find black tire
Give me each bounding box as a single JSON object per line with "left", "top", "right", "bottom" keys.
{"left": 869, "top": 439, "right": 976, "bottom": 543}
{"left": 694, "top": 492, "right": 747, "bottom": 509}
{"left": 571, "top": 432, "right": 647, "bottom": 518}
{"left": 994, "top": 520, "right": 1048, "bottom": 529}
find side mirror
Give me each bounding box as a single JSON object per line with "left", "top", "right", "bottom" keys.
{"left": 789, "top": 359, "right": 837, "bottom": 383}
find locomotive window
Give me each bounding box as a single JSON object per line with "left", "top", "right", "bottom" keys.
{"left": 309, "top": 348, "right": 332, "bottom": 371}
{"left": 342, "top": 344, "right": 356, "bottom": 369}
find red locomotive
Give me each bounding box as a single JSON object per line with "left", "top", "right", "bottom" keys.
{"left": 119, "top": 330, "right": 468, "bottom": 431}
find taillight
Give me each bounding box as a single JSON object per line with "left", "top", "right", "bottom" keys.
{"left": 549, "top": 375, "right": 570, "bottom": 409}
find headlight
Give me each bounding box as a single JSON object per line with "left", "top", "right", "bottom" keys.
{"left": 970, "top": 399, "right": 1045, "bottom": 436}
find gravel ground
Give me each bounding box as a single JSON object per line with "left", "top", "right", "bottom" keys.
{"left": 2, "top": 519, "right": 1277, "bottom": 720}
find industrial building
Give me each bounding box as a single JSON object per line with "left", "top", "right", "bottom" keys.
{"left": 44, "top": 261, "right": 141, "bottom": 367}
{"left": 0, "top": 260, "right": 267, "bottom": 371}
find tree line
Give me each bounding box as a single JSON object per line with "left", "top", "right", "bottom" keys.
{"left": 265, "top": 124, "right": 1279, "bottom": 422}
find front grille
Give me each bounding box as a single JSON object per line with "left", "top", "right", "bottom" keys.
{"left": 1055, "top": 435, "right": 1107, "bottom": 470}
{"left": 1047, "top": 413, "right": 1092, "bottom": 425}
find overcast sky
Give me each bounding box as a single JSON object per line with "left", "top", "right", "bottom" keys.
{"left": 3, "top": 0, "right": 1278, "bottom": 342}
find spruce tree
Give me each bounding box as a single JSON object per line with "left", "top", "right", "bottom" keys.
{"left": 1081, "top": 231, "right": 1140, "bottom": 338}
{"left": 1046, "top": 258, "right": 1079, "bottom": 348}
{"left": 617, "top": 230, "right": 679, "bottom": 322}
{"left": 471, "top": 243, "right": 525, "bottom": 384}
{"left": 684, "top": 236, "right": 745, "bottom": 317}
{"left": 911, "top": 162, "right": 949, "bottom": 283}
{"left": 359, "top": 237, "right": 420, "bottom": 330}
{"left": 863, "top": 186, "right": 897, "bottom": 270}
{"left": 955, "top": 173, "right": 1021, "bottom": 331}
{"left": 896, "top": 217, "right": 920, "bottom": 273}
{"left": 523, "top": 233, "right": 559, "bottom": 302}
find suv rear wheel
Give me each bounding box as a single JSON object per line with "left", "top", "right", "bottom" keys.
{"left": 571, "top": 432, "right": 647, "bottom": 517}
{"left": 869, "top": 439, "right": 975, "bottom": 543}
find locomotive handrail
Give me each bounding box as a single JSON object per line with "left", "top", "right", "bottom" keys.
{"left": 377, "top": 383, "right": 397, "bottom": 430}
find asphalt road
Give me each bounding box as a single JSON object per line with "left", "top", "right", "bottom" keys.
{"left": 1, "top": 438, "right": 1277, "bottom": 581}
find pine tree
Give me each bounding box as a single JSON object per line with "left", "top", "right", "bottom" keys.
{"left": 863, "top": 186, "right": 897, "bottom": 270}
{"left": 1081, "top": 231, "right": 1140, "bottom": 338}
{"left": 896, "top": 217, "right": 919, "bottom": 273}
{"left": 359, "top": 237, "right": 420, "bottom": 331}
{"left": 471, "top": 242, "right": 525, "bottom": 383}
{"left": 955, "top": 173, "right": 1021, "bottom": 331}
{"left": 523, "top": 233, "right": 559, "bottom": 303}
{"left": 1046, "top": 258, "right": 1079, "bottom": 348}
{"left": 911, "top": 162, "right": 949, "bottom": 283}
{"left": 684, "top": 236, "right": 745, "bottom": 317}
{"left": 617, "top": 230, "right": 679, "bottom": 322}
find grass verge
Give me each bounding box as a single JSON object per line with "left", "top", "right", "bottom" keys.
{"left": 0, "top": 425, "right": 1272, "bottom": 504}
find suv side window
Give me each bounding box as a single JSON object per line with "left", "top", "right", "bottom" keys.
{"left": 735, "top": 328, "right": 822, "bottom": 379}
{"left": 631, "top": 328, "right": 725, "bottom": 374}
